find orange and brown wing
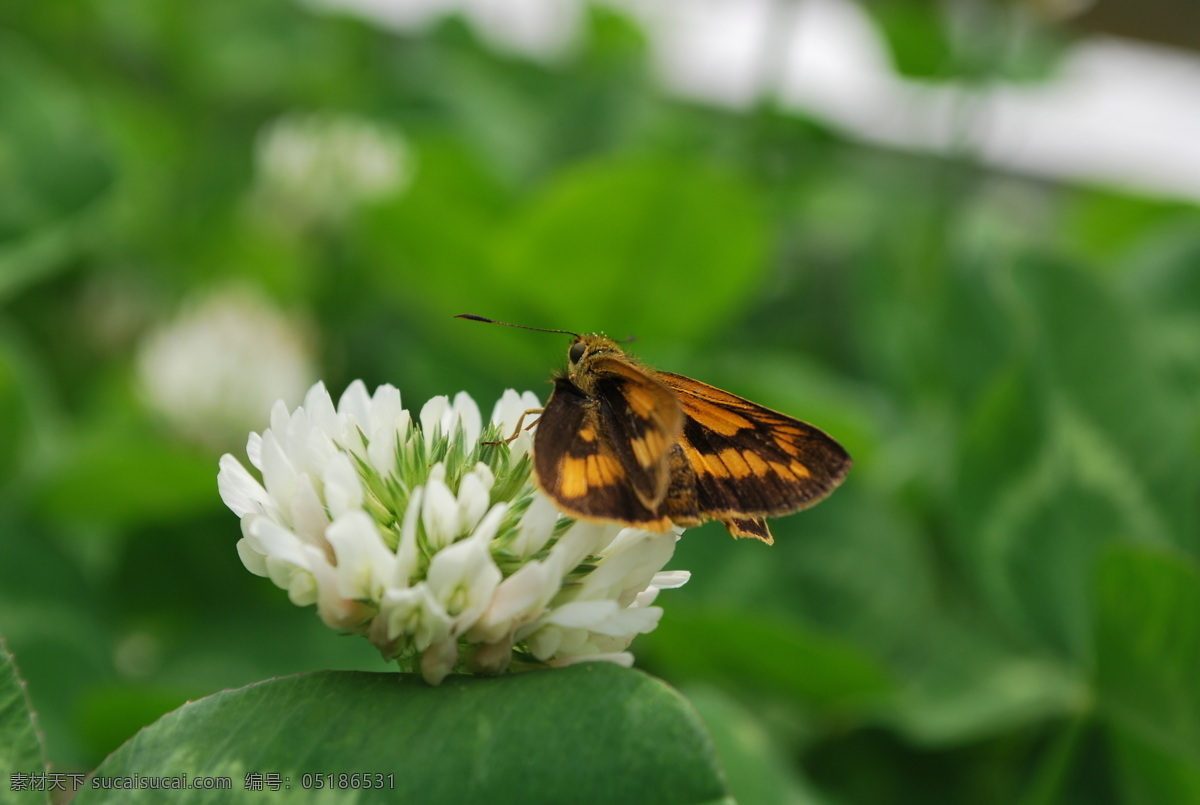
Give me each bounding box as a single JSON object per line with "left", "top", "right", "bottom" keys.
{"left": 533, "top": 361, "right": 682, "bottom": 530}
{"left": 656, "top": 371, "right": 851, "bottom": 533}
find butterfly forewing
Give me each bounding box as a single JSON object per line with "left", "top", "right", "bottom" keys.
{"left": 589, "top": 358, "right": 683, "bottom": 504}
{"left": 656, "top": 372, "right": 852, "bottom": 520}
{"left": 533, "top": 366, "right": 681, "bottom": 530}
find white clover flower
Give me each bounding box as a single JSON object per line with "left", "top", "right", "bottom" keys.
{"left": 252, "top": 111, "right": 413, "bottom": 228}
{"left": 137, "top": 286, "right": 317, "bottom": 448}
{"left": 218, "top": 382, "right": 688, "bottom": 685}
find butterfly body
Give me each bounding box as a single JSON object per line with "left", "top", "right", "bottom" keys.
{"left": 532, "top": 333, "right": 851, "bottom": 545}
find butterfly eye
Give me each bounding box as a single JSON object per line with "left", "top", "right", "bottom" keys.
{"left": 569, "top": 341, "right": 587, "bottom": 363}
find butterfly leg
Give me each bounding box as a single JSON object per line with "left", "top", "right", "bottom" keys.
{"left": 484, "top": 408, "right": 544, "bottom": 446}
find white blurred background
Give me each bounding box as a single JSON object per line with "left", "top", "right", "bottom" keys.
{"left": 306, "top": 0, "right": 1200, "bottom": 201}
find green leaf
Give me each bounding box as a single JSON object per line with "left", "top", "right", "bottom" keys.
{"left": 666, "top": 489, "right": 935, "bottom": 669}
{"left": 0, "top": 635, "right": 49, "bottom": 800}
{"left": 1095, "top": 545, "right": 1200, "bottom": 767}
{"left": 495, "top": 154, "right": 769, "bottom": 340}
{"left": 1063, "top": 188, "right": 1199, "bottom": 268}
{"left": 866, "top": 0, "right": 953, "bottom": 79}
{"left": 77, "top": 683, "right": 197, "bottom": 768}
{"left": 1109, "top": 723, "right": 1200, "bottom": 805}
{"left": 0, "top": 341, "right": 33, "bottom": 491}
{"left": 884, "top": 619, "right": 1086, "bottom": 746}
{"left": 642, "top": 608, "right": 892, "bottom": 711}
{"left": 684, "top": 685, "right": 832, "bottom": 805}
{"left": 354, "top": 135, "right": 525, "bottom": 341}
{"left": 954, "top": 359, "right": 1044, "bottom": 524}
{"left": 359, "top": 135, "right": 510, "bottom": 287}
{"left": 0, "top": 34, "right": 113, "bottom": 300}
{"left": 973, "top": 478, "right": 1124, "bottom": 664}
{"left": 865, "top": 0, "right": 1063, "bottom": 83}
{"left": 0, "top": 508, "right": 116, "bottom": 770}
{"left": 74, "top": 665, "right": 732, "bottom": 805}
{"left": 1013, "top": 255, "right": 1195, "bottom": 547}
{"left": 953, "top": 257, "right": 1197, "bottom": 660}
{"left": 33, "top": 432, "right": 217, "bottom": 530}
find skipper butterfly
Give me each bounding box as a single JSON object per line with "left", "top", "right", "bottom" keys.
{"left": 458, "top": 315, "right": 851, "bottom": 545}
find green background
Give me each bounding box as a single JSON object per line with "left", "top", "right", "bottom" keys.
{"left": 2, "top": 2, "right": 1199, "bottom": 803}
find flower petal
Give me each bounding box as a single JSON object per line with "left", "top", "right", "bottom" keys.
{"left": 650, "top": 570, "right": 691, "bottom": 590}
{"left": 450, "top": 391, "right": 482, "bottom": 446}
{"left": 393, "top": 486, "right": 423, "bottom": 587}
{"left": 246, "top": 432, "right": 264, "bottom": 469}
{"left": 322, "top": 452, "right": 363, "bottom": 518}
{"left": 546, "top": 519, "right": 610, "bottom": 578}
{"left": 235, "top": 537, "right": 268, "bottom": 577}
{"left": 421, "top": 475, "right": 460, "bottom": 549}
{"left": 489, "top": 389, "right": 541, "bottom": 457}
{"left": 421, "top": 635, "right": 460, "bottom": 686}
{"left": 327, "top": 511, "right": 395, "bottom": 601}
{"left": 467, "top": 559, "right": 558, "bottom": 644}
{"left": 289, "top": 474, "right": 331, "bottom": 547}
{"left": 217, "top": 454, "right": 272, "bottom": 518}
{"left": 303, "top": 381, "right": 339, "bottom": 439}
{"left": 547, "top": 652, "right": 634, "bottom": 669}
{"left": 456, "top": 468, "right": 492, "bottom": 532}
{"left": 337, "top": 379, "right": 373, "bottom": 431}
{"left": 382, "top": 583, "right": 451, "bottom": 650}
{"left": 510, "top": 492, "right": 559, "bottom": 558}
{"left": 426, "top": 522, "right": 503, "bottom": 633}
{"left": 419, "top": 395, "right": 450, "bottom": 447}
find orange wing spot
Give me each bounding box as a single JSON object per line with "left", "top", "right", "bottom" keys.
{"left": 578, "top": 427, "right": 597, "bottom": 442}
{"left": 647, "top": 429, "right": 672, "bottom": 455}
{"left": 604, "top": 453, "right": 625, "bottom": 482}
{"left": 586, "top": 453, "right": 623, "bottom": 485}
{"left": 557, "top": 457, "right": 590, "bottom": 498}
{"left": 718, "top": 448, "right": 753, "bottom": 478}
{"left": 742, "top": 451, "right": 771, "bottom": 475}
{"left": 631, "top": 437, "right": 654, "bottom": 468}
{"left": 685, "top": 447, "right": 711, "bottom": 476}
{"left": 630, "top": 431, "right": 670, "bottom": 468}
{"left": 624, "top": 384, "right": 663, "bottom": 419}
{"left": 788, "top": 461, "right": 812, "bottom": 478}
{"left": 769, "top": 460, "right": 797, "bottom": 481}
{"left": 699, "top": 451, "right": 731, "bottom": 479}
{"left": 774, "top": 435, "right": 802, "bottom": 453}
{"left": 684, "top": 398, "right": 752, "bottom": 436}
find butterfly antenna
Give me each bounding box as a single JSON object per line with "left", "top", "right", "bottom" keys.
{"left": 456, "top": 314, "right": 579, "bottom": 338}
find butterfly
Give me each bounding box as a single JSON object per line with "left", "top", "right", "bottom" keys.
{"left": 458, "top": 315, "right": 851, "bottom": 545}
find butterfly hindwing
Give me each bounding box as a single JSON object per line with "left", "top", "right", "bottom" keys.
{"left": 656, "top": 372, "right": 852, "bottom": 526}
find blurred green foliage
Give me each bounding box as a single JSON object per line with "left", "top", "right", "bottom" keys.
{"left": 1, "top": 1, "right": 1199, "bottom": 803}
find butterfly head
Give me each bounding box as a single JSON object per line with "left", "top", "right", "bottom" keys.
{"left": 567, "top": 334, "right": 621, "bottom": 367}
{"left": 562, "top": 334, "right": 633, "bottom": 396}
